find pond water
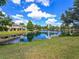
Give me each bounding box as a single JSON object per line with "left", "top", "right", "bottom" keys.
{"left": 1, "top": 31, "right": 61, "bottom": 44}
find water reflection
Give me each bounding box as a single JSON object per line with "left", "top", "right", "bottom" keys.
{"left": 24, "top": 32, "right": 41, "bottom": 42}
{"left": 26, "top": 33, "right": 34, "bottom": 42}
{"left": 20, "top": 36, "right": 28, "bottom": 42}
{"left": 20, "top": 31, "right": 61, "bottom": 42}
{"left": 0, "top": 31, "right": 61, "bottom": 44}
{"left": 33, "top": 34, "right": 47, "bottom": 41}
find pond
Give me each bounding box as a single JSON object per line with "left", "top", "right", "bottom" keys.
{"left": 0, "top": 31, "right": 61, "bottom": 44}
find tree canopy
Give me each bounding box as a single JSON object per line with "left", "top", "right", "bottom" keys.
{"left": 0, "top": 0, "right": 6, "bottom": 6}
{"left": 61, "top": 0, "right": 79, "bottom": 35}
{"left": 0, "top": 12, "right": 12, "bottom": 31}
{"left": 27, "top": 20, "right": 34, "bottom": 31}
{"left": 61, "top": 0, "right": 79, "bottom": 26}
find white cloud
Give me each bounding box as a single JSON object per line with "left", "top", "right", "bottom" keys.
{"left": 56, "top": 22, "right": 62, "bottom": 26}
{"left": 11, "top": 0, "right": 21, "bottom": 4}
{"left": 11, "top": 14, "right": 28, "bottom": 25}
{"left": 1, "top": 11, "right": 8, "bottom": 17}
{"left": 0, "top": 11, "right": 7, "bottom": 18}
{"left": 25, "top": 0, "right": 34, "bottom": 2}
{"left": 36, "top": 0, "right": 50, "bottom": 6}
{"left": 24, "top": 3, "right": 56, "bottom": 19}
{"left": 11, "top": 14, "right": 23, "bottom": 19}
{"left": 13, "top": 20, "right": 28, "bottom": 25}
{"left": 24, "top": 3, "right": 40, "bottom": 12}
{"left": 46, "top": 18, "right": 57, "bottom": 25}
{"left": 27, "top": 10, "right": 55, "bottom": 19}
{"left": 15, "top": 14, "right": 23, "bottom": 18}
{"left": 25, "top": 0, "right": 50, "bottom": 6}
{"left": 12, "top": 0, "right": 50, "bottom": 6}
{"left": 2, "top": 11, "right": 6, "bottom": 15}
{"left": 46, "top": 18, "right": 62, "bottom": 26}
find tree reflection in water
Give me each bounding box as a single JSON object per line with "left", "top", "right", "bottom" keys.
{"left": 26, "top": 32, "right": 41, "bottom": 42}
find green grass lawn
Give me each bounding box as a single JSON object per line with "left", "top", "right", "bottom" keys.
{"left": 0, "top": 31, "right": 27, "bottom": 37}
{"left": 0, "top": 36, "right": 79, "bottom": 59}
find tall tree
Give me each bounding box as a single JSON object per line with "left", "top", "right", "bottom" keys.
{"left": 27, "top": 20, "right": 34, "bottom": 31}
{"left": 73, "top": 0, "right": 79, "bottom": 22}
{"left": 0, "top": 12, "right": 12, "bottom": 31}
{"left": 34, "top": 25, "right": 42, "bottom": 30}
{"left": 61, "top": 0, "right": 79, "bottom": 35}
{"left": 61, "top": 10, "right": 73, "bottom": 26}
{"left": 61, "top": 10, "right": 74, "bottom": 35}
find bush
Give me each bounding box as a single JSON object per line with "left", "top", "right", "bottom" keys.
{"left": 0, "top": 26, "right": 8, "bottom": 31}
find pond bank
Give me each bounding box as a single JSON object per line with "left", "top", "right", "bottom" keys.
{"left": 0, "top": 30, "right": 61, "bottom": 44}
{"left": 0, "top": 36, "right": 79, "bottom": 59}
{"left": 0, "top": 30, "right": 40, "bottom": 43}
{"left": 0, "top": 31, "right": 27, "bottom": 42}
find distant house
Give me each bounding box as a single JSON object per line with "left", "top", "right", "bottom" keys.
{"left": 8, "top": 24, "right": 26, "bottom": 31}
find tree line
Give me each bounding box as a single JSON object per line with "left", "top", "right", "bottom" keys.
{"left": 0, "top": 0, "right": 79, "bottom": 36}
{"left": 0, "top": 0, "right": 11, "bottom": 31}
{"left": 61, "top": 0, "right": 79, "bottom": 35}
{"left": 0, "top": 12, "right": 12, "bottom": 31}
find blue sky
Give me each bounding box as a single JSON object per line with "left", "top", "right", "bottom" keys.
{"left": 0, "top": 0, "right": 74, "bottom": 26}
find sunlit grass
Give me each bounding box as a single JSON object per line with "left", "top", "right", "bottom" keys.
{"left": 0, "top": 31, "right": 27, "bottom": 36}
{"left": 0, "top": 36, "right": 79, "bottom": 59}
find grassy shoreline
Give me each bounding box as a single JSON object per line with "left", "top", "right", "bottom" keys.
{"left": 0, "top": 31, "right": 27, "bottom": 36}
{"left": 0, "top": 36, "right": 79, "bottom": 59}
{"left": 0, "top": 31, "right": 27, "bottom": 42}
{"left": 0, "top": 30, "right": 39, "bottom": 37}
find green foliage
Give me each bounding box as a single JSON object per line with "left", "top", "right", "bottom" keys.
{"left": 0, "top": 0, "right": 12, "bottom": 31}
{"left": 27, "top": 20, "right": 34, "bottom": 31}
{"left": 49, "top": 25, "right": 55, "bottom": 30}
{"left": 0, "top": 31, "right": 26, "bottom": 37}
{"left": 0, "top": 17, "right": 12, "bottom": 26}
{"left": 45, "top": 25, "right": 59, "bottom": 31}
{"left": 42, "top": 25, "right": 48, "bottom": 30}
{"left": 61, "top": 0, "right": 79, "bottom": 25}
{"left": 61, "top": 10, "right": 73, "bottom": 26}
{"left": 19, "top": 23, "right": 25, "bottom": 26}
{"left": 0, "top": 12, "right": 12, "bottom": 31}
{"left": 0, "top": 0, "right": 6, "bottom": 6}
{"left": 0, "top": 11, "right": 5, "bottom": 17}
{"left": 61, "top": 0, "right": 79, "bottom": 35}
{"left": 34, "top": 25, "right": 42, "bottom": 30}
{"left": 73, "top": 0, "right": 79, "bottom": 21}
{"left": 0, "top": 37, "right": 79, "bottom": 59}
{"left": 0, "top": 26, "right": 8, "bottom": 31}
